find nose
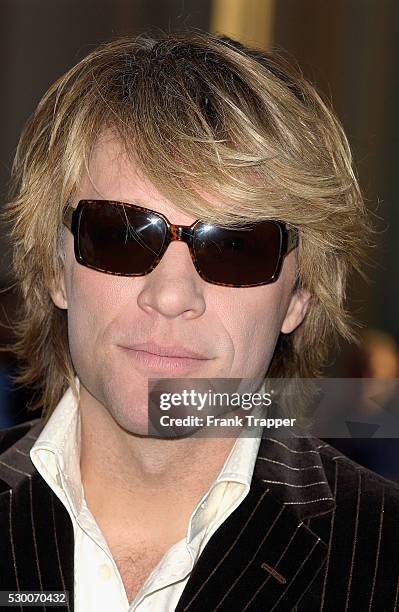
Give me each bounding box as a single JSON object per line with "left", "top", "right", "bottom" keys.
{"left": 137, "top": 241, "right": 206, "bottom": 319}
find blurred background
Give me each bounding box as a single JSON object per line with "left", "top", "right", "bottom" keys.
{"left": 0, "top": 0, "right": 398, "bottom": 478}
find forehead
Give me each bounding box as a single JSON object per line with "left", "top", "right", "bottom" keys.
{"left": 77, "top": 132, "right": 204, "bottom": 225}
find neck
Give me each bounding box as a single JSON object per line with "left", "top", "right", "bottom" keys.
{"left": 79, "top": 389, "right": 238, "bottom": 542}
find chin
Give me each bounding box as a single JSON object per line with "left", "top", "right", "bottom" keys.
{"left": 108, "top": 409, "right": 148, "bottom": 436}
{"left": 98, "top": 374, "right": 147, "bottom": 424}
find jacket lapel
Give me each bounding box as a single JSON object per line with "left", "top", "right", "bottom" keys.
{"left": 0, "top": 421, "right": 74, "bottom": 610}
{"left": 175, "top": 435, "right": 335, "bottom": 612}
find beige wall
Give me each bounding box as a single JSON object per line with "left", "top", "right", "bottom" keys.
{"left": 210, "top": 0, "right": 275, "bottom": 50}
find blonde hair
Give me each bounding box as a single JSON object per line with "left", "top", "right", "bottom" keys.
{"left": 3, "top": 32, "right": 370, "bottom": 419}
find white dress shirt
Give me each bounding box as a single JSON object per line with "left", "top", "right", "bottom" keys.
{"left": 30, "top": 382, "right": 262, "bottom": 611}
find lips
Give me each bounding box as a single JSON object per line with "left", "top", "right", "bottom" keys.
{"left": 123, "top": 342, "right": 209, "bottom": 360}
{"left": 118, "top": 341, "right": 211, "bottom": 373}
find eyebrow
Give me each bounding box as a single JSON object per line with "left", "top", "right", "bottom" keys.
{"left": 62, "top": 197, "right": 172, "bottom": 228}
{"left": 63, "top": 197, "right": 157, "bottom": 225}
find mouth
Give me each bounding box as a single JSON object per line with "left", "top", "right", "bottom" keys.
{"left": 119, "top": 342, "right": 211, "bottom": 372}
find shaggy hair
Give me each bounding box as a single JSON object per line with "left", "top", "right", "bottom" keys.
{"left": 3, "top": 31, "right": 370, "bottom": 420}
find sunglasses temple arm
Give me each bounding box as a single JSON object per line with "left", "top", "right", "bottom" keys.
{"left": 286, "top": 228, "right": 299, "bottom": 254}
{"left": 62, "top": 206, "right": 74, "bottom": 231}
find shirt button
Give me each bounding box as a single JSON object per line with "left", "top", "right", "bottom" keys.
{"left": 99, "top": 563, "right": 112, "bottom": 581}
{"left": 200, "top": 501, "right": 207, "bottom": 509}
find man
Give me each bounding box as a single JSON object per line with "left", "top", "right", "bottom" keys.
{"left": 1, "top": 32, "right": 398, "bottom": 611}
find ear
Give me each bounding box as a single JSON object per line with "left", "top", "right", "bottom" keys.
{"left": 50, "top": 272, "right": 68, "bottom": 310}
{"left": 281, "top": 288, "right": 311, "bottom": 334}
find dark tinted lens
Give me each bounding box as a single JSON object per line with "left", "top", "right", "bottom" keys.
{"left": 77, "top": 201, "right": 167, "bottom": 274}
{"left": 193, "top": 222, "right": 283, "bottom": 286}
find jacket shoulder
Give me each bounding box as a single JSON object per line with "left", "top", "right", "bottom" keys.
{"left": 312, "top": 439, "right": 399, "bottom": 545}
{"left": 319, "top": 439, "right": 399, "bottom": 497}
{"left": 0, "top": 418, "right": 43, "bottom": 456}
{"left": 300, "top": 440, "right": 399, "bottom": 610}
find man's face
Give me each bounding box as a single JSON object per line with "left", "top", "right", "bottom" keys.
{"left": 52, "top": 134, "right": 309, "bottom": 434}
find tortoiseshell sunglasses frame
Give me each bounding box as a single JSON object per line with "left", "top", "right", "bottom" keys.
{"left": 63, "top": 199, "right": 298, "bottom": 288}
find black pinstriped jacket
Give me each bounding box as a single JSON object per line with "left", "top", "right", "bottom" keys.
{"left": 0, "top": 419, "right": 399, "bottom": 612}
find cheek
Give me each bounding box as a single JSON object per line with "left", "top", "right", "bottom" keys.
{"left": 65, "top": 264, "right": 123, "bottom": 357}
{"left": 223, "top": 287, "right": 288, "bottom": 376}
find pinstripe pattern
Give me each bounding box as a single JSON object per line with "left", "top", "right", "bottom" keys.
{"left": 28, "top": 477, "right": 44, "bottom": 597}
{"left": 319, "top": 458, "right": 338, "bottom": 609}
{"left": 8, "top": 490, "right": 20, "bottom": 594}
{"left": 263, "top": 437, "right": 323, "bottom": 454}
{"left": 1, "top": 450, "right": 46, "bottom": 610}
{"left": 50, "top": 494, "right": 71, "bottom": 612}
{"left": 1, "top": 459, "right": 42, "bottom": 602}
{"left": 344, "top": 470, "right": 361, "bottom": 612}
{"left": 368, "top": 486, "right": 385, "bottom": 611}
{"left": 269, "top": 537, "right": 322, "bottom": 612}
{"left": 208, "top": 495, "right": 283, "bottom": 611}
{"left": 241, "top": 521, "right": 303, "bottom": 611}
{"left": 1, "top": 420, "right": 399, "bottom": 611}
{"left": 258, "top": 456, "right": 324, "bottom": 470}
{"left": 0, "top": 420, "right": 74, "bottom": 611}
{"left": 261, "top": 479, "right": 329, "bottom": 488}
{"left": 213, "top": 504, "right": 289, "bottom": 610}
{"left": 283, "top": 496, "right": 334, "bottom": 505}
{"left": 181, "top": 489, "right": 272, "bottom": 609}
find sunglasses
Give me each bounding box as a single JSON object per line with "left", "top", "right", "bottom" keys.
{"left": 63, "top": 200, "right": 298, "bottom": 288}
